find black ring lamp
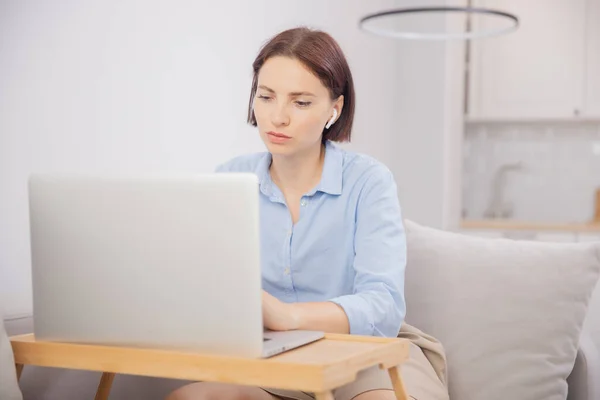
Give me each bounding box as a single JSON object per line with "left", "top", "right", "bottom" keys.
{"left": 359, "top": 6, "right": 519, "bottom": 40}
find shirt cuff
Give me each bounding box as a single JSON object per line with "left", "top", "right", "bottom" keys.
{"left": 328, "top": 294, "right": 374, "bottom": 336}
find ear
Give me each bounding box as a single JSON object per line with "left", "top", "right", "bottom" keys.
{"left": 334, "top": 95, "right": 344, "bottom": 118}
{"left": 325, "top": 95, "right": 344, "bottom": 129}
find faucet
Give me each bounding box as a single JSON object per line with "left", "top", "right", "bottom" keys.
{"left": 483, "top": 161, "right": 524, "bottom": 219}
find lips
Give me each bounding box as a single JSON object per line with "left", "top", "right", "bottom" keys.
{"left": 267, "top": 131, "right": 291, "bottom": 139}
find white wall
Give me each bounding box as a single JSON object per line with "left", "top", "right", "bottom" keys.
{"left": 386, "top": 34, "right": 449, "bottom": 231}
{"left": 0, "top": 0, "right": 455, "bottom": 319}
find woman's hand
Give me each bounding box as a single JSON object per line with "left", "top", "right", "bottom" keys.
{"left": 262, "top": 290, "right": 300, "bottom": 331}
{"left": 261, "top": 290, "right": 350, "bottom": 333}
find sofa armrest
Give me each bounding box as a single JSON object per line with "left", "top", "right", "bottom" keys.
{"left": 567, "top": 331, "right": 600, "bottom": 400}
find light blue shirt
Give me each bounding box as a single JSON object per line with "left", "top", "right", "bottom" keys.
{"left": 216, "top": 141, "right": 406, "bottom": 337}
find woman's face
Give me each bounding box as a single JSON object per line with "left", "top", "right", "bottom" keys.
{"left": 253, "top": 56, "right": 342, "bottom": 157}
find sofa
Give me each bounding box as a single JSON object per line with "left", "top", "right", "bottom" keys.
{"left": 2, "top": 220, "right": 600, "bottom": 400}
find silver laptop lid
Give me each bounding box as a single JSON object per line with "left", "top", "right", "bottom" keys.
{"left": 28, "top": 173, "right": 264, "bottom": 357}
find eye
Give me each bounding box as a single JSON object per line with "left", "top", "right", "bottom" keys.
{"left": 257, "top": 95, "right": 272, "bottom": 101}
{"left": 295, "top": 101, "right": 312, "bottom": 107}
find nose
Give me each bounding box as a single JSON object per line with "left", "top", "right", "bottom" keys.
{"left": 270, "top": 103, "right": 290, "bottom": 127}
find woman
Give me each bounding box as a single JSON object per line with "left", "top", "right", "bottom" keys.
{"left": 167, "top": 27, "right": 449, "bottom": 400}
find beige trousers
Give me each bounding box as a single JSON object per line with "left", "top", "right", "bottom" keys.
{"left": 261, "top": 324, "right": 449, "bottom": 400}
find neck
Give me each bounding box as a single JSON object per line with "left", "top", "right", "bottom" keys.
{"left": 270, "top": 143, "right": 326, "bottom": 195}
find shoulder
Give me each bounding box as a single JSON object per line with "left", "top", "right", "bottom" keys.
{"left": 338, "top": 146, "right": 395, "bottom": 188}
{"left": 334, "top": 146, "right": 402, "bottom": 218}
{"left": 215, "top": 152, "right": 269, "bottom": 173}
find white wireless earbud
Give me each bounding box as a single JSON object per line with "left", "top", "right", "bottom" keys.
{"left": 325, "top": 109, "right": 338, "bottom": 129}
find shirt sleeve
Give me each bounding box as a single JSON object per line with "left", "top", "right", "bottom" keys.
{"left": 214, "top": 162, "right": 228, "bottom": 172}
{"left": 328, "top": 166, "right": 407, "bottom": 337}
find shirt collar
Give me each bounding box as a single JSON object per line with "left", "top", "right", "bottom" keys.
{"left": 317, "top": 141, "right": 343, "bottom": 196}
{"left": 255, "top": 152, "right": 274, "bottom": 198}
{"left": 254, "top": 140, "right": 343, "bottom": 197}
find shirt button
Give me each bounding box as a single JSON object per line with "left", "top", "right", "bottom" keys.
{"left": 284, "top": 267, "right": 290, "bottom": 275}
{"left": 300, "top": 199, "right": 307, "bottom": 207}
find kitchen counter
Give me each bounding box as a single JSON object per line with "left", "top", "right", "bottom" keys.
{"left": 461, "top": 219, "right": 600, "bottom": 233}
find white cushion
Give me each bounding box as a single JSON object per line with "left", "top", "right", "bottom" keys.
{"left": 403, "top": 220, "right": 600, "bottom": 400}
{"left": 0, "top": 315, "right": 23, "bottom": 400}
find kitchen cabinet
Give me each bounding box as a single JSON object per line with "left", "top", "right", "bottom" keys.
{"left": 534, "top": 232, "right": 578, "bottom": 242}
{"left": 462, "top": 230, "right": 595, "bottom": 242}
{"left": 460, "top": 230, "right": 600, "bottom": 242}
{"left": 459, "top": 220, "right": 600, "bottom": 242}
{"left": 467, "top": 0, "right": 592, "bottom": 119}
{"left": 460, "top": 230, "right": 577, "bottom": 242}
{"left": 456, "top": 229, "right": 504, "bottom": 239}
{"left": 577, "top": 233, "right": 600, "bottom": 243}
{"left": 586, "top": 0, "right": 600, "bottom": 116}
{"left": 500, "top": 231, "right": 538, "bottom": 241}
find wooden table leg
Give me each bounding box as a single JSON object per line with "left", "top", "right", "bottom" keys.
{"left": 388, "top": 366, "right": 409, "bottom": 400}
{"left": 15, "top": 364, "right": 24, "bottom": 381}
{"left": 94, "top": 372, "right": 116, "bottom": 400}
{"left": 315, "top": 390, "right": 334, "bottom": 400}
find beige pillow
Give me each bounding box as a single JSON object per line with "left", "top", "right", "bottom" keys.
{"left": 0, "top": 316, "right": 23, "bottom": 400}
{"left": 403, "top": 220, "right": 600, "bottom": 400}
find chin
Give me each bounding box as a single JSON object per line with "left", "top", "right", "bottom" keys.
{"left": 259, "top": 135, "right": 292, "bottom": 154}
{"left": 263, "top": 142, "right": 295, "bottom": 156}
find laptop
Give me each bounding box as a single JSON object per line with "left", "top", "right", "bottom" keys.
{"left": 28, "top": 173, "right": 324, "bottom": 358}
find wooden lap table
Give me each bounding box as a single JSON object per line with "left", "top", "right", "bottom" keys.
{"left": 10, "top": 333, "right": 410, "bottom": 400}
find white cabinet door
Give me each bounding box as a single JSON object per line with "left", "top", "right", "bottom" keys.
{"left": 501, "top": 231, "right": 538, "bottom": 241}
{"left": 585, "top": 0, "right": 600, "bottom": 116}
{"left": 468, "top": 0, "right": 587, "bottom": 119}
{"left": 456, "top": 229, "right": 504, "bottom": 239}
{"left": 577, "top": 233, "right": 600, "bottom": 242}
{"left": 535, "top": 232, "right": 577, "bottom": 242}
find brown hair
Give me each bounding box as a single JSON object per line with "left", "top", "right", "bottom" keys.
{"left": 247, "top": 27, "right": 355, "bottom": 143}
